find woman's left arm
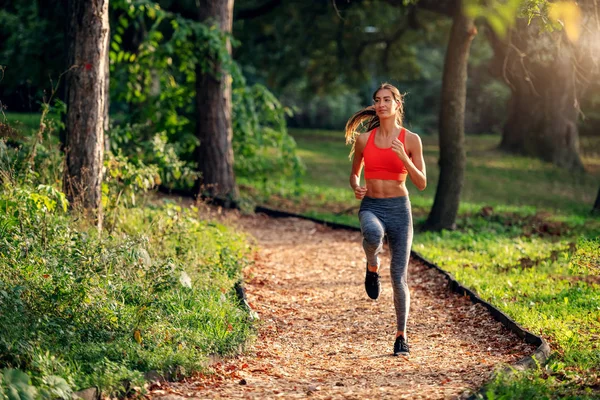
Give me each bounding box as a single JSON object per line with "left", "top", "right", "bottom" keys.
{"left": 392, "top": 132, "right": 427, "bottom": 190}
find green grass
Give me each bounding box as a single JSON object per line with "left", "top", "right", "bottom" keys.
{"left": 2, "top": 112, "right": 47, "bottom": 134}
{"left": 242, "top": 128, "right": 600, "bottom": 399}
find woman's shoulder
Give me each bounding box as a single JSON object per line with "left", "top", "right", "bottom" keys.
{"left": 403, "top": 128, "right": 423, "bottom": 150}
{"left": 403, "top": 128, "right": 422, "bottom": 141}
{"left": 356, "top": 129, "right": 374, "bottom": 145}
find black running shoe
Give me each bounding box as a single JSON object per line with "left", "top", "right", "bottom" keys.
{"left": 364, "top": 262, "right": 380, "bottom": 300}
{"left": 393, "top": 335, "right": 410, "bottom": 357}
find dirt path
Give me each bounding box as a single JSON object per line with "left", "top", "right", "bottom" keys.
{"left": 151, "top": 211, "right": 535, "bottom": 399}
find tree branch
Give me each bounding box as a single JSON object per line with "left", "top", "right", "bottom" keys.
{"left": 352, "top": 19, "right": 409, "bottom": 75}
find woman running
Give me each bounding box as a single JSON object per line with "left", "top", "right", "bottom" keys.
{"left": 345, "top": 83, "right": 427, "bottom": 357}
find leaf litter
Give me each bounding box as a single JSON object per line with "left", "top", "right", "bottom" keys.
{"left": 149, "top": 208, "right": 536, "bottom": 400}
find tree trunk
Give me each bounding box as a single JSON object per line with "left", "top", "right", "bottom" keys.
{"left": 63, "top": 0, "right": 109, "bottom": 229}
{"left": 104, "top": 34, "right": 110, "bottom": 153}
{"left": 593, "top": 186, "right": 600, "bottom": 214}
{"left": 425, "top": 2, "right": 476, "bottom": 231}
{"left": 489, "top": 20, "right": 584, "bottom": 171}
{"left": 195, "top": 0, "right": 238, "bottom": 203}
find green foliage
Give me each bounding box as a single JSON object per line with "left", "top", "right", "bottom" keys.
{"left": 464, "top": 0, "right": 583, "bottom": 40}
{"left": 106, "top": 124, "right": 198, "bottom": 191}
{"left": 464, "top": 0, "right": 524, "bottom": 38}
{"left": 16, "top": 184, "right": 68, "bottom": 213}
{"left": 0, "top": 370, "right": 37, "bottom": 400}
{"left": 110, "top": 0, "right": 234, "bottom": 136}
{"left": 102, "top": 150, "right": 160, "bottom": 233}
{"left": 232, "top": 83, "right": 305, "bottom": 185}
{"left": 0, "top": 367, "right": 72, "bottom": 400}
{"left": 107, "top": 0, "right": 302, "bottom": 190}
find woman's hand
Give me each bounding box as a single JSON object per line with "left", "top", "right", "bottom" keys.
{"left": 391, "top": 138, "right": 410, "bottom": 163}
{"left": 354, "top": 186, "right": 368, "bottom": 200}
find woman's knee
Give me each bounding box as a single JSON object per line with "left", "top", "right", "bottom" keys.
{"left": 362, "top": 225, "right": 384, "bottom": 246}
{"left": 393, "top": 275, "right": 409, "bottom": 288}
{"left": 390, "top": 266, "right": 409, "bottom": 286}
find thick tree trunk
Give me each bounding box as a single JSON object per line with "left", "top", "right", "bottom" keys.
{"left": 63, "top": 0, "right": 109, "bottom": 228}
{"left": 195, "top": 0, "right": 237, "bottom": 202}
{"left": 489, "top": 21, "right": 584, "bottom": 171}
{"left": 425, "top": 2, "right": 476, "bottom": 231}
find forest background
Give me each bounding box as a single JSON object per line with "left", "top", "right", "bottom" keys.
{"left": 0, "top": 0, "right": 599, "bottom": 398}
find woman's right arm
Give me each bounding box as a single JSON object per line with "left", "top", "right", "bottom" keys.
{"left": 350, "top": 134, "right": 368, "bottom": 199}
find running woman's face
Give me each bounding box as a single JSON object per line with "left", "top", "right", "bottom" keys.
{"left": 374, "top": 89, "right": 399, "bottom": 119}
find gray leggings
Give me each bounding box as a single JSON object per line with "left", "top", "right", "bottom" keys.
{"left": 359, "top": 196, "right": 413, "bottom": 333}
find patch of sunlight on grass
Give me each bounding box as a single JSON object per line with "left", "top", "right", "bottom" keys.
{"left": 470, "top": 157, "right": 551, "bottom": 172}
{"left": 422, "top": 145, "right": 440, "bottom": 153}
{"left": 583, "top": 156, "right": 600, "bottom": 175}
{"left": 296, "top": 148, "right": 348, "bottom": 165}
{"left": 289, "top": 128, "right": 343, "bottom": 141}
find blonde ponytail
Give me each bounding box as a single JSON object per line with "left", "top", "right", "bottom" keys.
{"left": 345, "top": 107, "right": 379, "bottom": 159}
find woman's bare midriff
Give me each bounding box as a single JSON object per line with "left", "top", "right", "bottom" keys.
{"left": 365, "top": 175, "right": 409, "bottom": 198}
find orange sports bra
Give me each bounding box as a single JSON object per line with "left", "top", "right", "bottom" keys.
{"left": 363, "top": 127, "right": 408, "bottom": 180}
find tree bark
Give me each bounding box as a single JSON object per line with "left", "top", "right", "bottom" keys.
{"left": 104, "top": 24, "right": 110, "bottom": 153}
{"left": 488, "top": 20, "right": 584, "bottom": 171}
{"left": 63, "top": 0, "right": 109, "bottom": 229}
{"left": 195, "top": 0, "right": 237, "bottom": 202}
{"left": 425, "top": 1, "right": 476, "bottom": 231}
